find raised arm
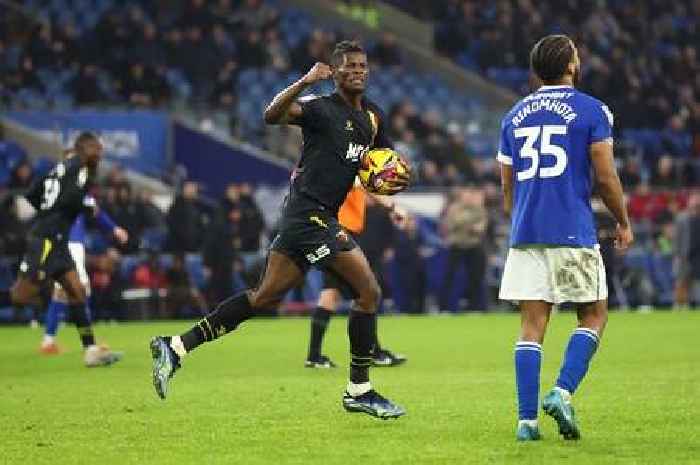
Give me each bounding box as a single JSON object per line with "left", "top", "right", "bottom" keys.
{"left": 263, "top": 62, "right": 331, "bottom": 125}
{"left": 590, "top": 140, "right": 633, "bottom": 250}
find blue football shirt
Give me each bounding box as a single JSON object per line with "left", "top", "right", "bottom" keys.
{"left": 497, "top": 85, "right": 614, "bottom": 247}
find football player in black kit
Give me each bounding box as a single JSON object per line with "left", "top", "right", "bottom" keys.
{"left": 0, "top": 132, "right": 122, "bottom": 366}
{"left": 150, "top": 41, "right": 409, "bottom": 419}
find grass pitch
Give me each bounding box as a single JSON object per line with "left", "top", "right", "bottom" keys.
{"left": 1, "top": 311, "right": 699, "bottom": 465}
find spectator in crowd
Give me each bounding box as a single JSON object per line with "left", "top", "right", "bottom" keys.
{"left": 357, "top": 195, "right": 397, "bottom": 308}
{"left": 439, "top": 187, "right": 488, "bottom": 312}
{"left": 203, "top": 201, "right": 243, "bottom": 303}
{"left": 237, "top": 183, "right": 265, "bottom": 253}
{"left": 0, "top": 196, "right": 28, "bottom": 256}
{"left": 418, "top": 160, "right": 445, "bottom": 187}
{"left": 89, "top": 248, "right": 124, "bottom": 322}
{"left": 628, "top": 182, "right": 672, "bottom": 223}
{"left": 164, "top": 253, "right": 207, "bottom": 318}
{"left": 231, "top": 0, "right": 279, "bottom": 32}
{"left": 650, "top": 155, "right": 677, "bottom": 189}
{"left": 673, "top": 191, "right": 700, "bottom": 308}
{"left": 662, "top": 115, "right": 692, "bottom": 158}
{"left": 237, "top": 28, "right": 269, "bottom": 69}
{"left": 132, "top": 251, "right": 167, "bottom": 290}
{"left": 393, "top": 215, "right": 426, "bottom": 313}
{"left": 104, "top": 182, "right": 149, "bottom": 253}
{"left": 71, "top": 64, "right": 108, "bottom": 105}
{"left": 7, "top": 159, "right": 33, "bottom": 190}
{"left": 371, "top": 32, "right": 403, "bottom": 67}
{"left": 291, "top": 28, "right": 332, "bottom": 73}
{"left": 121, "top": 62, "right": 169, "bottom": 107}
{"left": 619, "top": 157, "right": 642, "bottom": 190}
{"left": 166, "top": 180, "right": 208, "bottom": 254}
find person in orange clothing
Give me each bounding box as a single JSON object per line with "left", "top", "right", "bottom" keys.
{"left": 305, "top": 182, "right": 408, "bottom": 368}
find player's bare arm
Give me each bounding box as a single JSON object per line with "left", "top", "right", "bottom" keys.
{"left": 500, "top": 163, "right": 513, "bottom": 217}
{"left": 263, "top": 62, "right": 331, "bottom": 124}
{"left": 590, "top": 140, "right": 633, "bottom": 250}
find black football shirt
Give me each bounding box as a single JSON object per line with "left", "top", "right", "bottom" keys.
{"left": 24, "top": 156, "right": 95, "bottom": 241}
{"left": 289, "top": 92, "right": 393, "bottom": 214}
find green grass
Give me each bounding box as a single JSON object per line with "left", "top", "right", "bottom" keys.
{"left": 1, "top": 311, "right": 699, "bottom": 465}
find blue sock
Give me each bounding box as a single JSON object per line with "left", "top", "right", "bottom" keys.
{"left": 556, "top": 328, "right": 600, "bottom": 394}
{"left": 45, "top": 300, "right": 68, "bottom": 337}
{"left": 515, "top": 341, "right": 542, "bottom": 421}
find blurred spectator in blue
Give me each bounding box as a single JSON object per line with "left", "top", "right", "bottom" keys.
{"left": 662, "top": 115, "right": 693, "bottom": 158}
{"left": 231, "top": 0, "right": 279, "bottom": 32}
{"left": 393, "top": 215, "right": 426, "bottom": 314}
{"left": 371, "top": 32, "right": 403, "bottom": 68}
{"left": 71, "top": 65, "right": 108, "bottom": 106}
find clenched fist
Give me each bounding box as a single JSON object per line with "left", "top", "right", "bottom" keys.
{"left": 302, "top": 62, "right": 332, "bottom": 85}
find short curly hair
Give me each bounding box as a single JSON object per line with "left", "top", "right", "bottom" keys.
{"left": 331, "top": 40, "right": 365, "bottom": 67}
{"left": 530, "top": 35, "right": 575, "bottom": 84}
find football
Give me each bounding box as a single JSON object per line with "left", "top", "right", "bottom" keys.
{"left": 358, "top": 148, "right": 410, "bottom": 195}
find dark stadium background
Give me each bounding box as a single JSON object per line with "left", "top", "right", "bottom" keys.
{"left": 1, "top": 0, "right": 699, "bottom": 323}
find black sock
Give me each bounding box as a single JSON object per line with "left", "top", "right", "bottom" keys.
{"left": 373, "top": 322, "right": 382, "bottom": 354}
{"left": 70, "top": 303, "right": 95, "bottom": 347}
{"left": 348, "top": 310, "right": 376, "bottom": 384}
{"left": 307, "top": 306, "right": 331, "bottom": 360}
{"left": 0, "top": 290, "right": 11, "bottom": 307}
{"left": 181, "top": 292, "right": 254, "bottom": 352}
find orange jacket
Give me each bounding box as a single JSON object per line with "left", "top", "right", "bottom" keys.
{"left": 338, "top": 185, "right": 366, "bottom": 234}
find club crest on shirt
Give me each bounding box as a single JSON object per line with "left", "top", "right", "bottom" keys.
{"left": 345, "top": 120, "right": 354, "bottom": 131}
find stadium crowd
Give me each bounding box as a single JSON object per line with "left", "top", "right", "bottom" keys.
{"left": 384, "top": 0, "right": 700, "bottom": 184}
{"left": 2, "top": 137, "right": 700, "bottom": 321}
{"left": 1, "top": 0, "right": 699, "bottom": 319}
{"left": 2, "top": 0, "right": 480, "bottom": 185}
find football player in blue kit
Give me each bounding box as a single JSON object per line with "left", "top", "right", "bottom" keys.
{"left": 497, "top": 35, "right": 633, "bottom": 441}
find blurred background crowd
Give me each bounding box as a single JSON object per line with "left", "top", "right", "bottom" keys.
{"left": 1, "top": 0, "right": 699, "bottom": 322}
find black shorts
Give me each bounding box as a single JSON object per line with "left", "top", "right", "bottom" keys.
{"left": 320, "top": 230, "right": 360, "bottom": 299}
{"left": 19, "top": 236, "right": 74, "bottom": 282}
{"left": 270, "top": 192, "right": 357, "bottom": 273}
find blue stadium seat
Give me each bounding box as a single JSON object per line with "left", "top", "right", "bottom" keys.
{"left": 456, "top": 51, "right": 478, "bottom": 71}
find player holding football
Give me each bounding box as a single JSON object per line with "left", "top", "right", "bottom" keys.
{"left": 150, "top": 41, "right": 410, "bottom": 419}
{"left": 0, "top": 132, "right": 124, "bottom": 366}
{"left": 497, "top": 35, "right": 633, "bottom": 440}
{"left": 305, "top": 184, "right": 407, "bottom": 368}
